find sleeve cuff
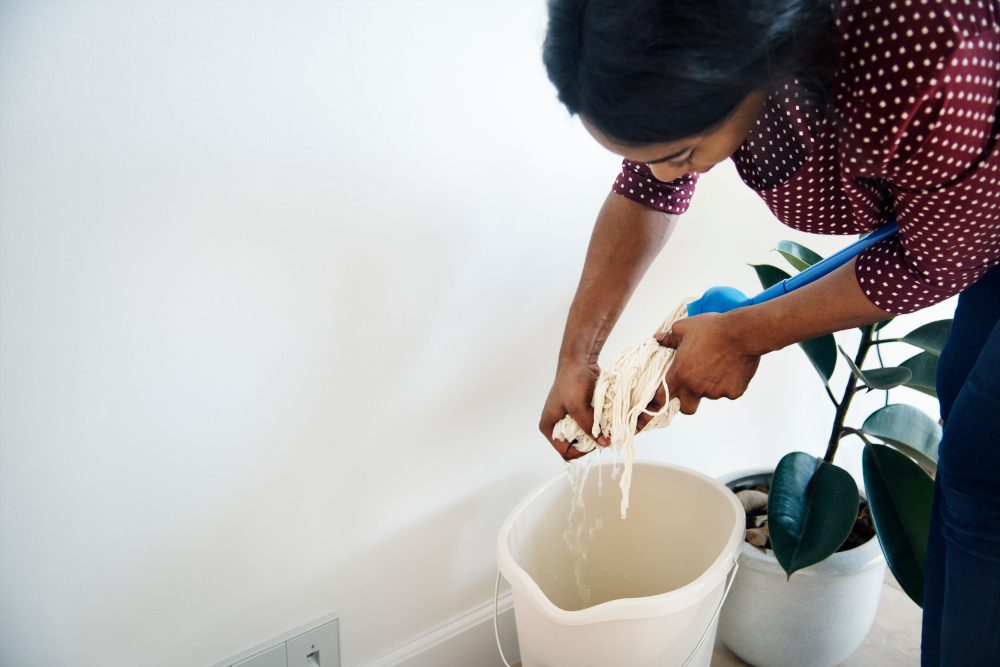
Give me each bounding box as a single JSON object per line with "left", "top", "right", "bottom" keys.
{"left": 854, "top": 238, "right": 991, "bottom": 314}
{"left": 611, "top": 160, "right": 698, "bottom": 215}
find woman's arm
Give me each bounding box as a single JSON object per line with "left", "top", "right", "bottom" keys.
{"left": 741, "top": 255, "right": 893, "bottom": 354}
{"left": 655, "top": 257, "right": 893, "bottom": 416}
{"left": 540, "top": 191, "right": 678, "bottom": 459}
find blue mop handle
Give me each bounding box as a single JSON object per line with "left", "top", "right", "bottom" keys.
{"left": 748, "top": 221, "right": 899, "bottom": 306}
{"left": 686, "top": 221, "right": 899, "bottom": 316}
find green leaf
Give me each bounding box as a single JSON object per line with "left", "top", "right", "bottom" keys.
{"left": 769, "top": 453, "right": 860, "bottom": 578}
{"left": 875, "top": 318, "right": 895, "bottom": 332}
{"left": 862, "top": 366, "right": 913, "bottom": 390}
{"left": 751, "top": 264, "right": 791, "bottom": 290}
{"left": 838, "top": 344, "right": 866, "bottom": 382}
{"left": 862, "top": 444, "right": 934, "bottom": 607}
{"left": 799, "top": 334, "right": 837, "bottom": 383}
{"left": 748, "top": 263, "right": 834, "bottom": 382}
{"left": 861, "top": 404, "right": 940, "bottom": 475}
{"left": 775, "top": 240, "right": 824, "bottom": 272}
{"left": 899, "top": 320, "right": 953, "bottom": 356}
{"left": 901, "top": 351, "right": 939, "bottom": 397}
{"left": 837, "top": 346, "right": 911, "bottom": 390}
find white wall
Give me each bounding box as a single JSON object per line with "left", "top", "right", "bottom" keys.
{"left": 0, "top": 2, "right": 951, "bottom": 666}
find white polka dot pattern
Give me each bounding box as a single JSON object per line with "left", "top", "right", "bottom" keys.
{"left": 612, "top": 0, "right": 1000, "bottom": 314}
{"left": 612, "top": 162, "right": 699, "bottom": 214}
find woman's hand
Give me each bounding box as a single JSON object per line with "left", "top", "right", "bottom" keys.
{"left": 637, "top": 312, "right": 762, "bottom": 426}
{"left": 537, "top": 194, "right": 678, "bottom": 461}
{"left": 539, "top": 358, "right": 611, "bottom": 461}
{"left": 636, "top": 259, "right": 895, "bottom": 427}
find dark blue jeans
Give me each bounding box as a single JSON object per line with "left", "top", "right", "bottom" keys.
{"left": 922, "top": 263, "right": 1000, "bottom": 666}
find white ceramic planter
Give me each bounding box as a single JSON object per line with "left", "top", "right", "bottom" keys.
{"left": 716, "top": 469, "right": 886, "bottom": 667}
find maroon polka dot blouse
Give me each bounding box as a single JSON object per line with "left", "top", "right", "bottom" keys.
{"left": 613, "top": 0, "right": 1000, "bottom": 314}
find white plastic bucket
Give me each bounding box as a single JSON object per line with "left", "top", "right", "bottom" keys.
{"left": 496, "top": 461, "right": 744, "bottom": 667}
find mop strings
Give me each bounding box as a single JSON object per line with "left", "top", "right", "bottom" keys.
{"left": 551, "top": 300, "right": 691, "bottom": 519}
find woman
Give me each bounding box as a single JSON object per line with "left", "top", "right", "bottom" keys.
{"left": 536, "top": 0, "right": 1000, "bottom": 664}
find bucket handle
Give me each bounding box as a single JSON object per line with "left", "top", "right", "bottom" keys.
{"left": 493, "top": 555, "right": 740, "bottom": 667}
{"left": 680, "top": 554, "right": 740, "bottom": 667}
{"left": 494, "top": 570, "right": 515, "bottom": 667}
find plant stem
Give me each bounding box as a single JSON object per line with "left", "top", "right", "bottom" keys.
{"left": 875, "top": 327, "right": 889, "bottom": 407}
{"left": 841, "top": 426, "right": 875, "bottom": 446}
{"left": 824, "top": 383, "right": 838, "bottom": 407}
{"left": 872, "top": 337, "right": 901, "bottom": 345}
{"left": 824, "top": 325, "right": 875, "bottom": 463}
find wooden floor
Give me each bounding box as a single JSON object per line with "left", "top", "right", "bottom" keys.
{"left": 711, "top": 571, "right": 922, "bottom": 666}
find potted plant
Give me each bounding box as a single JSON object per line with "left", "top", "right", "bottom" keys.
{"left": 716, "top": 239, "right": 947, "bottom": 667}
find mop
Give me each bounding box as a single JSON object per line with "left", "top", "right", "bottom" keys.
{"left": 552, "top": 221, "right": 899, "bottom": 519}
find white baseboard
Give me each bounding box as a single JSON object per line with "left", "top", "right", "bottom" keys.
{"left": 356, "top": 591, "right": 520, "bottom": 667}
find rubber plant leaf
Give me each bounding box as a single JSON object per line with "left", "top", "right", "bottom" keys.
{"left": 837, "top": 345, "right": 911, "bottom": 390}
{"left": 769, "top": 452, "right": 860, "bottom": 578}
{"left": 838, "top": 344, "right": 866, "bottom": 383}
{"left": 900, "top": 351, "right": 939, "bottom": 397}
{"left": 751, "top": 264, "right": 790, "bottom": 290}
{"left": 800, "top": 335, "right": 838, "bottom": 383}
{"left": 899, "top": 320, "right": 953, "bottom": 356}
{"left": 862, "top": 443, "right": 934, "bottom": 607}
{"left": 861, "top": 367, "right": 914, "bottom": 391}
{"left": 861, "top": 404, "right": 940, "bottom": 475}
{"left": 775, "top": 240, "right": 823, "bottom": 272}
{"left": 752, "top": 264, "right": 836, "bottom": 382}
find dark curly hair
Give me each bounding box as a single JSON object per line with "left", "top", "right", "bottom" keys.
{"left": 543, "top": 0, "right": 837, "bottom": 146}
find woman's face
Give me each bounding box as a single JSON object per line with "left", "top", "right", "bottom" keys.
{"left": 582, "top": 89, "right": 768, "bottom": 183}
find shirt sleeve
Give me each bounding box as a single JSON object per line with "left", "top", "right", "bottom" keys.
{"left": 840, "top": 3, "right": 1000, "bottom": 314}
{"left": 611, "top": 159, "right": 700, "bottom": 214}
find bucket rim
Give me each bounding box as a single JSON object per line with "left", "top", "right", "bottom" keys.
{"left": 497, "top": 460, "right": 744, "bottom": 625}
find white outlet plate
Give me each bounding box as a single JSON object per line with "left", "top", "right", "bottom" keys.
{"left": 286, "top": 620, "right": 340, "bottom": 667}
{"left": 208, "top": 612, "right": 339, "bottom": 667}
{"left": 232, "top": 644, "right": 286, "bottom": 667}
